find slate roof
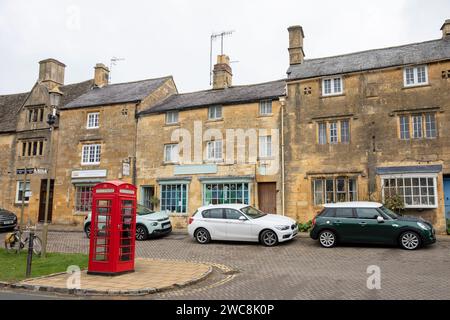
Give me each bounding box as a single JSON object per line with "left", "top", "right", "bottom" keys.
{"left": 287, "top": 38, "right": 450, "bottom": 80}
{"left": 0, "top": 92, "right": 29, "bottom": 133}
{"left": 139, "top": 79, "right": 286, "bottom": 115}
{"left": 0, "top": 79, "right": 94, "bottom": 133}
{"left": 63, "top": 76, "right": 172, "bottom": 109}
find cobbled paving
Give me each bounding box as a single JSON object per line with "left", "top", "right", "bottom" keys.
{"left": 2, "top": 231, "right": 450, "bottom": 300}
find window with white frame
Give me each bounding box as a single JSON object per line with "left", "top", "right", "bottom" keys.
{"left": 16, "top": 181, "right": 31, "bottom": 203}
{"left": 87, "top": 112, "right": 99, "bottom": 129}
{"left": 399, "top": 115, "right": 410, "bottom": 140}
{"left": 208, "top": 105, "right": 222, "bottom": 120}
{"left": 398, "top": 113, "right": 437, "bottom": 140}
{"left": 160, "top": 184, "right": 187, "bottom": 213}
{"left": 164, "top": 144, "right": 179, "bottom": 163}
{"left": 74, "top": 185, "right": 94, "bottom": 212}
{"left": 259, "top": 136, "right": 272, "bottom": 158}
{"left": 329, "top": 122, "right": 338, "bottom": 144}
{"left": 81, "top": 144, "right": 101, "bottom": 165}
{"left": 404, "top": 65, "right": 428, "bottom": 87}
{"left": 206, "top": 140, "right": 223, "bottom": 161}
{"left": 165, "top": 111, "right": 179, "bottom": 124}
{"left": 259, "top": 100, "right": 272, "bottom": 115}
{"left": 313, "top": 177, "right": 357, "bottom": 206}
{"left": 382, "top": 175, "right": 437, "bottom": 208}
{"left": 322, "top": 77, "right": 343, "bottom": 96}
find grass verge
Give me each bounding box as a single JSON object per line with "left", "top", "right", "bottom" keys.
{"left": 0, "top": 248, "right": 88, "bottom": 282}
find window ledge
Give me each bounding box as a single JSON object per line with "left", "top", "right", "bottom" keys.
{"left": 206, "top": 119, "right": 224, "bottom": 123}
{"left": 258, "top": 157, "right": 275, "bottom": 161}
{"left": 162, "top": 161, "right": 180, "bottom": 166}
{"left": 320, "top": 93, "right": 345, "bottom": 99}
{"left": 257, "top": 114, "right": 273, "bottom": 118}
{"left": 81, "top": 163, "right": 100, "bottom": 166}
{"left": 164, "top": 123, "right": 180, "bottom": 128}
{"left": 402, "top": 84, "right": 430, "bottom": 90}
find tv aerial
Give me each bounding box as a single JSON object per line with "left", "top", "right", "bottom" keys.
{"left": 210, "top": 30, "right": 235, "bottom": 85}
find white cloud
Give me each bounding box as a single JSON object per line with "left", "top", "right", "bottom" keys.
{"left": 0, "top": 0, "right": 448, "bottom": 94}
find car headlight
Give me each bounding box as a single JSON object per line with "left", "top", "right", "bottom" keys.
{"left": 417, "top": 222, "right": 430, "bottom": 230}
{"left": 275, "top": 225, "right": 290, "bottom": 231}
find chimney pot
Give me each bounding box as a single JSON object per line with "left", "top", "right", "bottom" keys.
{"left": 212, "top": 54, "right": 232, "bottom": 90}
{"left": 94, "top": 63, "right": 110, "bottom": 88}
{"left": 288, "top": 25, "right": 305, "bottom": 65}
{"left": 441, "top": 19, "right": 450, "bottom": 39}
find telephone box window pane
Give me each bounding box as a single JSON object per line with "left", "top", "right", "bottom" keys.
{"left": 93, "top": 199, "right": 111, "bottom": 262}
{"left": 120, "top": 200, "right": 134, "bottom": 262}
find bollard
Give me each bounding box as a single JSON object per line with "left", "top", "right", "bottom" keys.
{"left": 26, "top": 230, "right": 34, "bottom": 278}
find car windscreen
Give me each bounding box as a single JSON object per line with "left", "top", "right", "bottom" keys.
{"left": 378, "top": 206, "right": 399, "bottom": 220}
{"left": 137, "top": 205, "right": 155, "bottom": 216}
{"left": 241, "top": 206, "right": 266, "bottom": 219}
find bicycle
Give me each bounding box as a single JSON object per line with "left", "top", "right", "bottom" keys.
{"left": 4, "top": 224, "right": 42, "bottom": 255}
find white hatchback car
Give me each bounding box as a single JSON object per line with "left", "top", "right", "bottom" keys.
{"left": 188, "top": 204, "right": 298, "bottom": 247}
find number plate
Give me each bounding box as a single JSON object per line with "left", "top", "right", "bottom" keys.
{"left": 3, "top": 220, "right": 14, "bottom": 225}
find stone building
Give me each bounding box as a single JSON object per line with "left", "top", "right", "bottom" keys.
{"left": 0, "top": 58, "right": 93, "bottom": 224}
{"left": 284, "top": 20, "right": 450, "bottom": 233}
{"left": 136, "top": 55, "right": 286, "bottom": 228}
{"left": 52, "top": 65, "right": 177, "bottom": 224}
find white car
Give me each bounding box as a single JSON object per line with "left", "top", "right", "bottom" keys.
{"left": 188, "top": 204, "right": 298, "bottom": 247}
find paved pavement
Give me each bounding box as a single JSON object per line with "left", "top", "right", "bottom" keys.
{"left": 19, "top": 258, "right": 211, "bottom": 295}
{"left": 1, "top": 231, "right": 450, "bottom": 300}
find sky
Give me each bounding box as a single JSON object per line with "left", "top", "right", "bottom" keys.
{"left": 0, "top": 0, "right": 449, "bottom": 95}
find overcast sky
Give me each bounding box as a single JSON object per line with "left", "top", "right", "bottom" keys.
{"left": 0, "top": 0, "right": 449, "bottom": 95}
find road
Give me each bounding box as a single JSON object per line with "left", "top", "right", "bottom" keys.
{"left": 1, "top": 231, "right": 450, "bottom": 299}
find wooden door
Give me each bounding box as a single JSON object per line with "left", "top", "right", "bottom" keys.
{"left": 258, "top": 182, "right": 277, "bottom": 214}
{"left": 38, "top": 179, "right": 54, "bottom": 223}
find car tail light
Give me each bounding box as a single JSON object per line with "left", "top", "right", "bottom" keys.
{"left": 312, "top": 217, "right": 316, "bottom": 227}
{"left": 188, "top": 217, "right": 194, "bottom": 225}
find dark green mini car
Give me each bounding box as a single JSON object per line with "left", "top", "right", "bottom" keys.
{"left": 310, "top": 202, "right": 436, "bottom": 250}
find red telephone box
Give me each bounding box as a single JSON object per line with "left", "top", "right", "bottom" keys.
{"left": 88, "top": 181, "right": 137, "bottom": 275}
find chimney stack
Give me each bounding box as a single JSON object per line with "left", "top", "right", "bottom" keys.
{"left": 94, "top": 63, "right": 110, "bottom": 88}
{"left": 212, "top": 55, "right": 232, "bottom": 89}
{"left": 288, "top": 25, "right": 305, "bottom": 65}
{"left": 441, "top": 19, "right": 450, "bottom": 39}
{"left": 38, "top": 58, "right": 66, "bottom": 89}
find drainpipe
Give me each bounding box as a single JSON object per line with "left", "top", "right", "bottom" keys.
{"left": 279, "top": 95, "right": 287, "bottom": 216}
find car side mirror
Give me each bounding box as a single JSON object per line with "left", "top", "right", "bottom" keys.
{"left": 239, "top": 216, "right": 247, "bottom": 222}
{"left": 377, "top": 216, "right": 385, "bottom": 223}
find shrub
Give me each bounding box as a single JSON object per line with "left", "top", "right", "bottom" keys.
{"left": 383, "top": 193, "right": 405, "bottom": 215}
{"left": 298, "top": 220, "right": 313, "bottom": 232}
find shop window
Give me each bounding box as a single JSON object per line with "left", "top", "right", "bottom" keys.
{"left": 203, "top": 183, "right": 250, "bottom": 205}
{"left": 75, "top": 185, "right": 94, "bottom": 212}
{"left": 15, "top": 181, "right": 31, "bottom": 203}
{"left": 382, "top": 175, "right": 437, "bottom": 208}
{"left": 160, "top": 184, "right": 187, "bottom": 214}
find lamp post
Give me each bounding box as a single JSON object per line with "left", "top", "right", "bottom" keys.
{"left": 41, "top": 86, "right": 62, "bottom": 258}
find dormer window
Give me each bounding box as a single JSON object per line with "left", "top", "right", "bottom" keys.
{"left": 322, "top": 77, "right": 343, "bottom": 96}
{"left": 87, "top": 112, "right": 99, "bottom": 129}
{"left": 165, "top": 111, "right": 179, "bottom": 124}
{"left": 404, "top": 65, "right": 428, "bottom": 87}
{"left": 208, "top": 105, "right": 223, "bottom": 120}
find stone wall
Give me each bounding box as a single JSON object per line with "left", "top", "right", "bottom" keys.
{"left": 284, "top": 60, "right": 450, "bottom": 233}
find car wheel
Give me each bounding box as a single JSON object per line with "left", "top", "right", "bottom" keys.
{"left": 260, "top": 230, "right": 278, "bottom": 247}
{"left": 319, "top": 230, "right": 337, "bottom": 248}
{"left": 194, "top": 228, "right": 211, "bottom": 244}
{"left": 399, "top": 231, "right": 421, "bottom": 250}
{"left": 84, "top": 223, "right": 91, "bottom": 239}
{"left": 136, "top": 225, "right": 148, "bottom": 241}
